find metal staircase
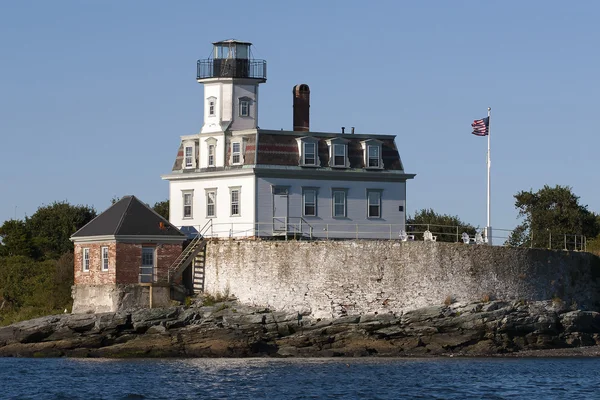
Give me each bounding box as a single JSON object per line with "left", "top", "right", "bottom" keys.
{"left": 167, "top": 220, "right": 212, "bottom": 284}
{"left": 192, "top": 248, "right": 206, "bottom": 294}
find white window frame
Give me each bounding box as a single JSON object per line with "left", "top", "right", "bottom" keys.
{"left": 140, "top": 246, "right": 155, "bottom": 283}
{"left": 303, "top": 142, "right": 317, "bottom": 166}
{"left": 207, "top": 97, "right": 216, "bottom": 117}
{"left": 208, "top": 144, "right": 215, "bottom": 167}
{"left": 332, "top": 189, "right": 347, "bottom": 218}
{"left": 230, "top": 187, "right": 241, "bottom": 217}
{"left": 183, "top": 191, "right": 193, "bottom": 219}
{"left": 184, "top": 146, "right": 193, "bottom": 168}
{"left": 101, "top": 246, "right": 109, "bottom": 271}
{"left": 367, "top": 145, "right": 381, "bottom": 168}
{"left": 206, "top": 189, "right": 216, "bottom": 218}
{"left": 232, "top": 142, "right": 241, "bottom": 165}
{"left": 302, "top": 188, "right": 318, "bottom": 217}
{"left": 82, "top": 248, "right": 90, "bottom": 272}
{"left": 367, "top": 190, "right": 382, "bottom": 219}
{"left": 333, "top": 143, "right": 346, "bottom": 167}
{"left": 239, "top": 99, "right": 249, "bottom": 117}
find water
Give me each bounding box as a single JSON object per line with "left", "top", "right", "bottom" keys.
{"left": 1, "top": 357, "right": 599, "bottom": 399}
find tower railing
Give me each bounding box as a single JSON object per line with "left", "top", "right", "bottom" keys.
{"left": 197, "top": 59, "right": 267, "bottom": 80}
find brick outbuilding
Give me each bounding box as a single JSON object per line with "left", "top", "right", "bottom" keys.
{"left": 70, "top": 195, "right": 186, "bottom": 313}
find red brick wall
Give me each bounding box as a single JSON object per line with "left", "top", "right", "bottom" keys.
{"left": 74, "top": 242, "right": 117, "bottom": 285}
{"left": 115, "top": 242, "right": 183, "bottom": 284}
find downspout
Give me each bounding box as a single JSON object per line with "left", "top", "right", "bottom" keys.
{"left": 254, "top": 129, "right": 259, "bottom": 237}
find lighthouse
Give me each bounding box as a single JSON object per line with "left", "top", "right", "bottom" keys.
{"left": 196, "top": 40, "right": 267, "bottom": 134}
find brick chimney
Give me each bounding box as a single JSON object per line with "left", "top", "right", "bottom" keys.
{"left": 293, "top": 84, "right": 310, "bottom": 132}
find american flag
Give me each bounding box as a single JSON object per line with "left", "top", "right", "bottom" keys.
{"left": 471, "top": 117, "right": 489, "bottom": 136}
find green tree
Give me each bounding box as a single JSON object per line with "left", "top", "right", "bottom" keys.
{"left": 407, "top": 209, "right": 477, "bottom": 242}
{"left": 25, "top": 201, "right": 96, "bottom": 260}
{"left": 153, "top": 200, "right": 169, "bottom": 220}
{"left": 0, "top": 219, "right": 38, "bottom": 258}
{"left": 506, "top": 185, "right": 600, "bottom": 250}
{"left": 0, "top": 255, "right": 73, "bottom": 325}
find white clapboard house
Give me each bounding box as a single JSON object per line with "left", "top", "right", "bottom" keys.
{"left": 162, "top": 39, "right": 415, "bottom": 239}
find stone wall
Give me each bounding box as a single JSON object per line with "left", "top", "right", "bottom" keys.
{"left": 204, "top": 240, "right": 600, "bottom": 319}
{"left": 72, "top": 284, "right": 171, "bottom": 314}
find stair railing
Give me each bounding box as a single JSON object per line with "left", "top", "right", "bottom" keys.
{"left": 167, "top": 219, "right": 213, "bottom": 283}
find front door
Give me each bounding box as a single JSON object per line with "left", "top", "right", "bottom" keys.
{"left": 272, "top": 187, "right": 289, "bottom": 232}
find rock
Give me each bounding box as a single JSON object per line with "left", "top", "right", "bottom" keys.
{"left": 401, "top": 306, "right": 444, "bottom": 325}
{"left": 3, "top": 299, "right": 600, "bottom": 358}
{"left": 560, "top": 311, "right": 600, "bottom": 333}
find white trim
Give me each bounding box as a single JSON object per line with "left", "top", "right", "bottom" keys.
{"left": 161, "top": 167, "right": 414, "bottom": 182}
{"left": 367, "top": 189, "right": 382, "bottom": 219}
{"left": 72, "top": 235, "right": 185, "bottom": 243}
{"left": 205, "top": 188, "right": 217, "bottom": 218}
{"left": 182, "top": 190, "right": 194, "bottom": 219}
{"left": 101, "top": 246, "right": 109, "bottom": 271}
{"left": 231, "top": 141, "right": 242, "bottom": 165}
{"left": 229, "top": 186, "right": 241, "bottom": 217}
{"left": 302, "top": 188, "right": 317, "bottom": 217}
{"left": 82, "top": 248, "right": 90, "bottom": 272}
{"left": 332, "top": 189, "right": 348, "bottom": 218}
{"left": 207, "top": 96, "right": 217, "bottom": 117}
{"left": 208, "top": 143, "right": 216, "bottom": 167}
{"left": 184, "top": 145, "right": 194, "bottom": 168}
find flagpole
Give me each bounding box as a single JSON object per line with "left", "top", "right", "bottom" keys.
{"left": 486, "top": 107, "right": 492, "bottom": 245}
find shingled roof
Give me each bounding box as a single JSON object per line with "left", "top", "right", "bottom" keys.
{"left": 71, "top": 196, "right": 185, "bottom": 239}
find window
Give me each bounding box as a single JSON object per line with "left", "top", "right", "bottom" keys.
{"left": 140, "top": 247, "right": 155, "bottom": 283}
{"left": 239, "top": 99, "right": 249, "bottom": 117}
{"left": 183, "top": 191, "right": 193, "bottom": 218}
{"left": 230, "top": 188, "right": 240, "bottom": 216}
{"left": 101, "top": 246, "right": 109, "bottom": 271}
{"left": 303, "top": 189, "right": 317, "bottom": 217}
{"left": 333, "top": 144, "right": 346, "bottom": 167}
{"left": 184, "top": 146, "right": 193, "bottom": 168}
{"left": 367, "top": 190, "right": 382, "bottom": 218}
{"left": 82, "top": 248, "right": 90, "bottom": 272}
{"left": 333, "top": 190, "right": 347, "bottom": 218}
{"left": 232, "top": 142, "right": 241, "bottom": 164}
{"left": 208, "top": 98, "right": 216, "bottom": 116}
{"left": 368, "top": 145, "right": 380, "bottom": 168}
{"left": 304, "top": 142, "right": 316, "bottom": 165}
{"left": 208, "top": 144, "right": 215, "bottom": 167}
{"left": 206, "top": 190, "right": 216, "bottom": 217}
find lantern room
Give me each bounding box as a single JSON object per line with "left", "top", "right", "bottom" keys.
{"left": 197, "top": 39, "right": 267, "bottom": 82}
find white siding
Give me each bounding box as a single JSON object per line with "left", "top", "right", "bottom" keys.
{"left": 256, "top": 176, "right": 407, "bottom": 239}
{"left": 201, "top": 84, "right": 222, "bottom": 134}
{"left": 169, "top": 174, "right": 255, "bottom": 238}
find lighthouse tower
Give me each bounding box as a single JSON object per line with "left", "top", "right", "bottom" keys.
{"left": 197, "top": 40, "right": 267, "bottom": 134}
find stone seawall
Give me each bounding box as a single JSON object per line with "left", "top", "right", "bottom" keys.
{"left": 204, "top": 241, "right": 600, "bottom": 319}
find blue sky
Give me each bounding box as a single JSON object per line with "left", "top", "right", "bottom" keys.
{"left": 1, "top": 1, "right": 598, "bottom": 236}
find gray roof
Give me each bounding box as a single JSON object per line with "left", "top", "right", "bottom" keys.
{"left": 71, "top": 196, "right": 185, "bottom": 239}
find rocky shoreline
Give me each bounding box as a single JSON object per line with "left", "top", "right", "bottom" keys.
{"left": 1, "top": 298, "right": 600, "bottom": 358}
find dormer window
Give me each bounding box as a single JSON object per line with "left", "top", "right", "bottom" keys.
{"left": 184, "top": 146, "right": 193, "bottom": 168}
{"left": 333, "top": 144, "right": 346, "bottom": 167}
{"left": 232, "top": 142, "right": 241, "bottom": 164}
{"left": 304, "top": 142, "right": 316, "bottom": 165}
{"left": 368, "top": 145, "right": 380, "bottom": 168}
{"left": 361, "top": 139, "right": 383, "bottom": 169}
{"left": 326, "top": 138, "right": 349, "bottom": 168}
{"left": 239, "top": 99, "right": 249, "bottom": 117}
{"left": 296, "top": 137, "right": 320, "bottom": 167}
